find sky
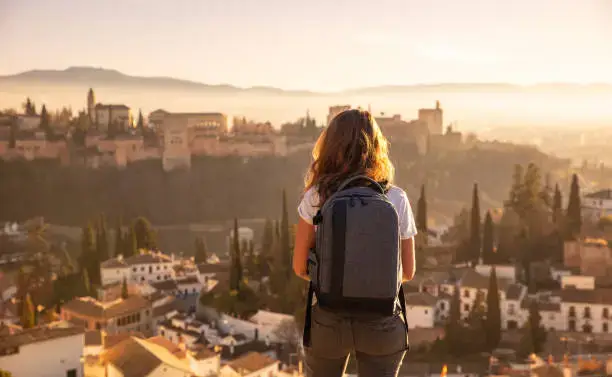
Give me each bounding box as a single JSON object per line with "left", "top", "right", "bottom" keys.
{"left": 1, "top": 0, "right": 612, "bottom": 91}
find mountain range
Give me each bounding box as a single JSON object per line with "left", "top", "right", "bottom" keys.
{"left": 2, "top": 66, "right": 611, "bottom": 96}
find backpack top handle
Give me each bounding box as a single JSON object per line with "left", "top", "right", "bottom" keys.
{"left": 337, "top": 175, "right": 385, "bottom": 194}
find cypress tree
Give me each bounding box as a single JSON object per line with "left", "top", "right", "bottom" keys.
{"left": 96, "top": 214, "right": 109, "bottom": 262}
{"left": 566, "top": 174, "right": 582, "bottom": 239}
{"left": 133, "top": 217, "right": 156, "bottom": 250}
{"left": 230, "top": 218, "right": 243, "bottom": 291}
{"left": 485, "top": 267, "right": 501, "bottom": 350}
{"left": 82, "top": 268, "right": 91, "bottom": 296}
{"left": 280, "top": 189, "right": 291, "bottom": 277}
{"left": 123, "top": 229, "right": 138, "bottom": 258}
{"left": 137, "top": 110, "right": 145, "bottom": 133}
{"left": 39, "top": 104, "right": 51, "bottom": 137}
{"left": 552, "top": 183, "right": 563, "bottom": 225}
{"left": 482, "top": 211, "right": 495, "bottom": 264}
{"left": 261, "top": 219, "right": 274, "bottom": 257}
{"left": 194, "top": 237, "right": 208, "bottom": 264}
{"left": 528, "top": 300, "right": 546, "bottom": 354}
{"left": 21, "top": 293, "right": 36, "bottom": 329}
{"left": 470, "top": 183, "right": 481, "bottom": 264}
{"left": 121, "top": 277, "right": 128, "bottom": 299}
{"left": 80, "top": 223, "right": 95, "bottom": 274}
{"left": 416, "top": 184, "right": 428, "bottom": 234}
{"left": 114, "top": 221, "right": 123, "bottom": 257}
{"left": 445, "top": 283, "right": 462, "bottom": 356}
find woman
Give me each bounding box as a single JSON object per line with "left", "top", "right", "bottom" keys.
{"left": 292, "top": 109, "right": 417, "bottom": 377}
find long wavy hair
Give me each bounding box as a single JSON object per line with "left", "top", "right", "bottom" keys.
{"left": 304, "top": 108, "right": 394, "bottom": 205}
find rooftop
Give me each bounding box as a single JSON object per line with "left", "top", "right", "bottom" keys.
{"left": 101, "top": 250, "right": 174, "bottom": 268}
{"left": 404, "top": 292, "right": 438, "bottom": 307}
{"left": 0, "top": 325, "right": 84, "bottom": 352}
{"left": 104, "top": 337, "right": 191, "bottom": 377}
{"left": 505, "top": 284, "right": 525, "bottom": 301}
{"left": 62, "top": 296, "right": 149, "bottom": 319}
{"left": 561, "top": 288, "right": 612, "bottom": 305}
{"left": 226, "top": 351, "right": 278, "bottom": 375}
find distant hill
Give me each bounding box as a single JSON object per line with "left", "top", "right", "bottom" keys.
{"left": 2, "top": 66, "right": 611, "bottom": 95}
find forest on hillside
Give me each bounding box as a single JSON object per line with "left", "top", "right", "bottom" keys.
{"left": 0, "top": 142, "right": 569, "bottom": 226}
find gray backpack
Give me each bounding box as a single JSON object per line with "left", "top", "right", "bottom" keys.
{"left": 303, "top": 175, "right": 409, "bottom": 346}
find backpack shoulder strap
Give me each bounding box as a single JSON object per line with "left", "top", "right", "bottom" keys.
{"left": 337, "top": 175, "right": 385, "bottom": 194}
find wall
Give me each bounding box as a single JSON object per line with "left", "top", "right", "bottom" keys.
{"left": 101, "top": 266, "right": 129, "bottom": 286}
{"left": 562, "top": 302, "right": 609, "bottom": 333}
{"left": 561, "top": 275, "right": 595, "bottom": 290}
{"left": 0, "top": 333, "right": 84, "bottom": 377}
{"left": 405, "top": 305, "right": 435, "bottom": 329}
{"left": 150, "top": 364, "right": 193, "bottom": 377}
{"left": 128, "top": 261, "right": 176, "bottom": 284}
{"left": 188, "top": 354, "right": 220, "bottom": 377}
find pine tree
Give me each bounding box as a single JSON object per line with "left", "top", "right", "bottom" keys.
{"left": 470, "top": 183, "right": 481, "bottom": 264}
{"left": 416, "top": 184, "right": 428, "bottom": 234}
{"left": 137, "top": 110, "right": 145, "bottom": 134}
{"left": 39, "top": 104, "right": 51, "bottom": 138}
{"left": 121, "top": 277, "right": 128, "bottom": 299}
{"left": 482, "top": 211, "right": 495, "bottom": 264}
{"left": 552, "top": 183, "right": 563, "bottom": 225}
{"left": 485, "top": 267, "right": 501, "bottom": 351}
{"left": 566, "top": 174, "right": 582, "bottom": 239}
{"left": 280, "top": 189, "right": 291, "bottom": 278}
{"left": 21, "top": 293, "right": 36, "bottom": 329}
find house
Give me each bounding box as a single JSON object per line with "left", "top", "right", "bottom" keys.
{"left": 103, "top": 336, "right": 193, "bottom": 377}
{"left": 94, "top": 104, "right": 131, "bottom": 131}
{"left": 521, "top": 296, "right": 563, "bottom": 332}
{"left": 84, "top": 330, "right": 104, "bottom": 357}
{"left": 0, "top": 324, "right": 85, "bottom": 377}
{"left": 219, "top": 351, "right": 280, "bottom": 377}
{"left": 197, "top": 261, "right": 230, "bottom": 284}
{"left": 404, "top": 292, "right": 437, "bottom": 329}
{"left": 61, "top": 295, "right": 152, "bottom": 335}
{"left": 100, "top": 250, "right": 178, "bottom": 286}
{"left": 582, "top": 189, "right": 612, "bottom": 222}
{"left": 561, "top": 287, "right": 612, "bottom": 333}
{"left": 97, "top": 280, "right": 155, "bottom": 302}
{"left": 563, "top": 238, "right": 612, "bottom": 277}
{"left": 187, "top": 346, "right": 221, "bottom": 377}
{"left": 176, "top": 276, "right": 202, "bottom": 297}
{"left": 502, "top": 283, "right": 528, "bottom": 330}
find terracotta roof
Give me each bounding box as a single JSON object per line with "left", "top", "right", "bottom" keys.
{"left": 197, "top": 262, "right": 230, "bottom": 274}
{"left": 125, "top": 252, "right": 173, "bottom": 265}
{"left": 151, "top": 280, "right": 178, "bottom": 292}
{"left": 176, "top": 276, "right": 200, "bottom": 285}
{"left": 191, "top": 346, "right": 217, "bottom": 360}
{"left": 85, "top": 330, "right": 103, "bottom": 346}
{"left": 62, "top": 296, "right": 149, "bottom": 319}
{"left": 561, "top": 288, "right": 612, "bottom": 305}
{"left": 404, "top": 292, "right": 438, "bottom": 307}
{"left": 532, "top": 364, "right": 564, "bottom": 377}
{"left": 104, "top": 337, "right": 191, "bottom": 377}
{"left": 151, "top": 297, "right": 179, "bottom": 318}
{"left": 147, "top": 336, "right": 185, "bottom": 358}
{"left": 227, "top": 351, "right": 278, "bottom": 374}
{"left": 0, "top": 325, "right": 84, "bottom": 352}
{"left": 104, "top": 332, "right": 143, "bottom": 349}
{"left": 505, "top": 284, "right": 525, "bottom": 301}
{"left": 100, "top": 258, "right": 128, "bottom": 268}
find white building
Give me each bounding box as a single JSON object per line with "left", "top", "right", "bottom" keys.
{"left": 0, "top": 324, "right": 85, "bottom": 377}
{"left": 561, "top": 287, "right": 612, "bottom": 334}
{"left": 219, "top": 352, "right": 279, "bottom": 377}
{"left": 101, "top": 250, "right": 178, "bottom": 286}
{"left": 582, "top": 189, "right": 612, "bottom": 222}
{"left": 404, "top": 292, "right": 437, "bottom": 329}
{"left": 227, "top": 227, "right": 255, "bottom": 254}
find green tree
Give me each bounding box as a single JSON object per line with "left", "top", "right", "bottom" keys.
{"left": 133, "top": 217, "right": 156, "bottom": 250}
{"left": 79, "top": 223, "right": 96, "bottom": 279}
{"left": 121, "top": 277, "right": 128, "bottom": 299}
{"left": 416, "top": 184, "right": 428, "bottom": 235}
{"left": 124, "top": 229, "right": 138, "bottom": 258}
{"left": 194, "top": 237, "right": 208, "bottom": 264}
{"left": 485, "top": 267, "right": 502, "bottom": 351}
{"left": 552, "top": 183, "right": 563, "bottom": 225}
{"left": 566, "top": 174, "right": 582, "bottom": 240}
{"left": 470, "top": 183, "right": 481, "bottom": 264}
{"left": 39, "top": 104, "right": 51, "bottom": 138}
{"left": 482, "top": 211, "right": 495, "bottom": 264}
{"left": 21, "top": 293, "right": 36, "bottom": 329}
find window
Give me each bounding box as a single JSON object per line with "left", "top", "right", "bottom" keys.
{"left": 157, "top": 276, "right": 160, "bottom": 281}
{"left": 439, "top": 302, "right": 446, "bottom": 310}
{"left": 464, "top": 290, "right": 470, "bottom": 298}
{"left": 604, "top": 323, "right": 609, "bottom": 333}
{"left": 569, "top": 306, "right": 576, "bottom": 317}
{"left": 66, "top": 369, "right": 77, "bottom": 377}
{"left": 132, "top": 267, "right": 137, "bottom": 272}
{"left": 568, "top": 319, "right": 576, "bottom": 331}
{"left": 149, "top": 266, "right": 153, "bottom": 273}
{"left": 584, "top": 307, "right": 591, "bottom": 319}
{"left": 141, "top": 277, "right": 145, "bottom": 282}
{"left": 463, "top": 304, "right": 470, "bottom": 312}
{"left": 157, "top": 266, "right": 160, "bottom": 271}
{"left": 141, "top": 267, "right": 145, "bottom": 272}
{"left": 95, "top": 322, "right": 101, "bottom": 330}
{"left": 604, "top": 308, "right": 609, "bottom": 319}
{"left": 161, "top": 330, "right": 165, "bottom": 336}
{"left": 193, "top": 288, "right": 197, "bottom": 293}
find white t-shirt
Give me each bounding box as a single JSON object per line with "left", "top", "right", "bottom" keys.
{"left": 297, "top": 185, "right": 418, "bottom": 240}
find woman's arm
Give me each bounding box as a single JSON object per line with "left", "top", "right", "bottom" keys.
{"left": 401, "top": 237, "right": 416, "bottom": 282}
{"left": 293, "top": 217, "right": 315, "bottom": 281}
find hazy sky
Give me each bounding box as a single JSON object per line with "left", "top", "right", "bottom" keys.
{"left": 1, "top": 0, "right": 612, "bottom": 91}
